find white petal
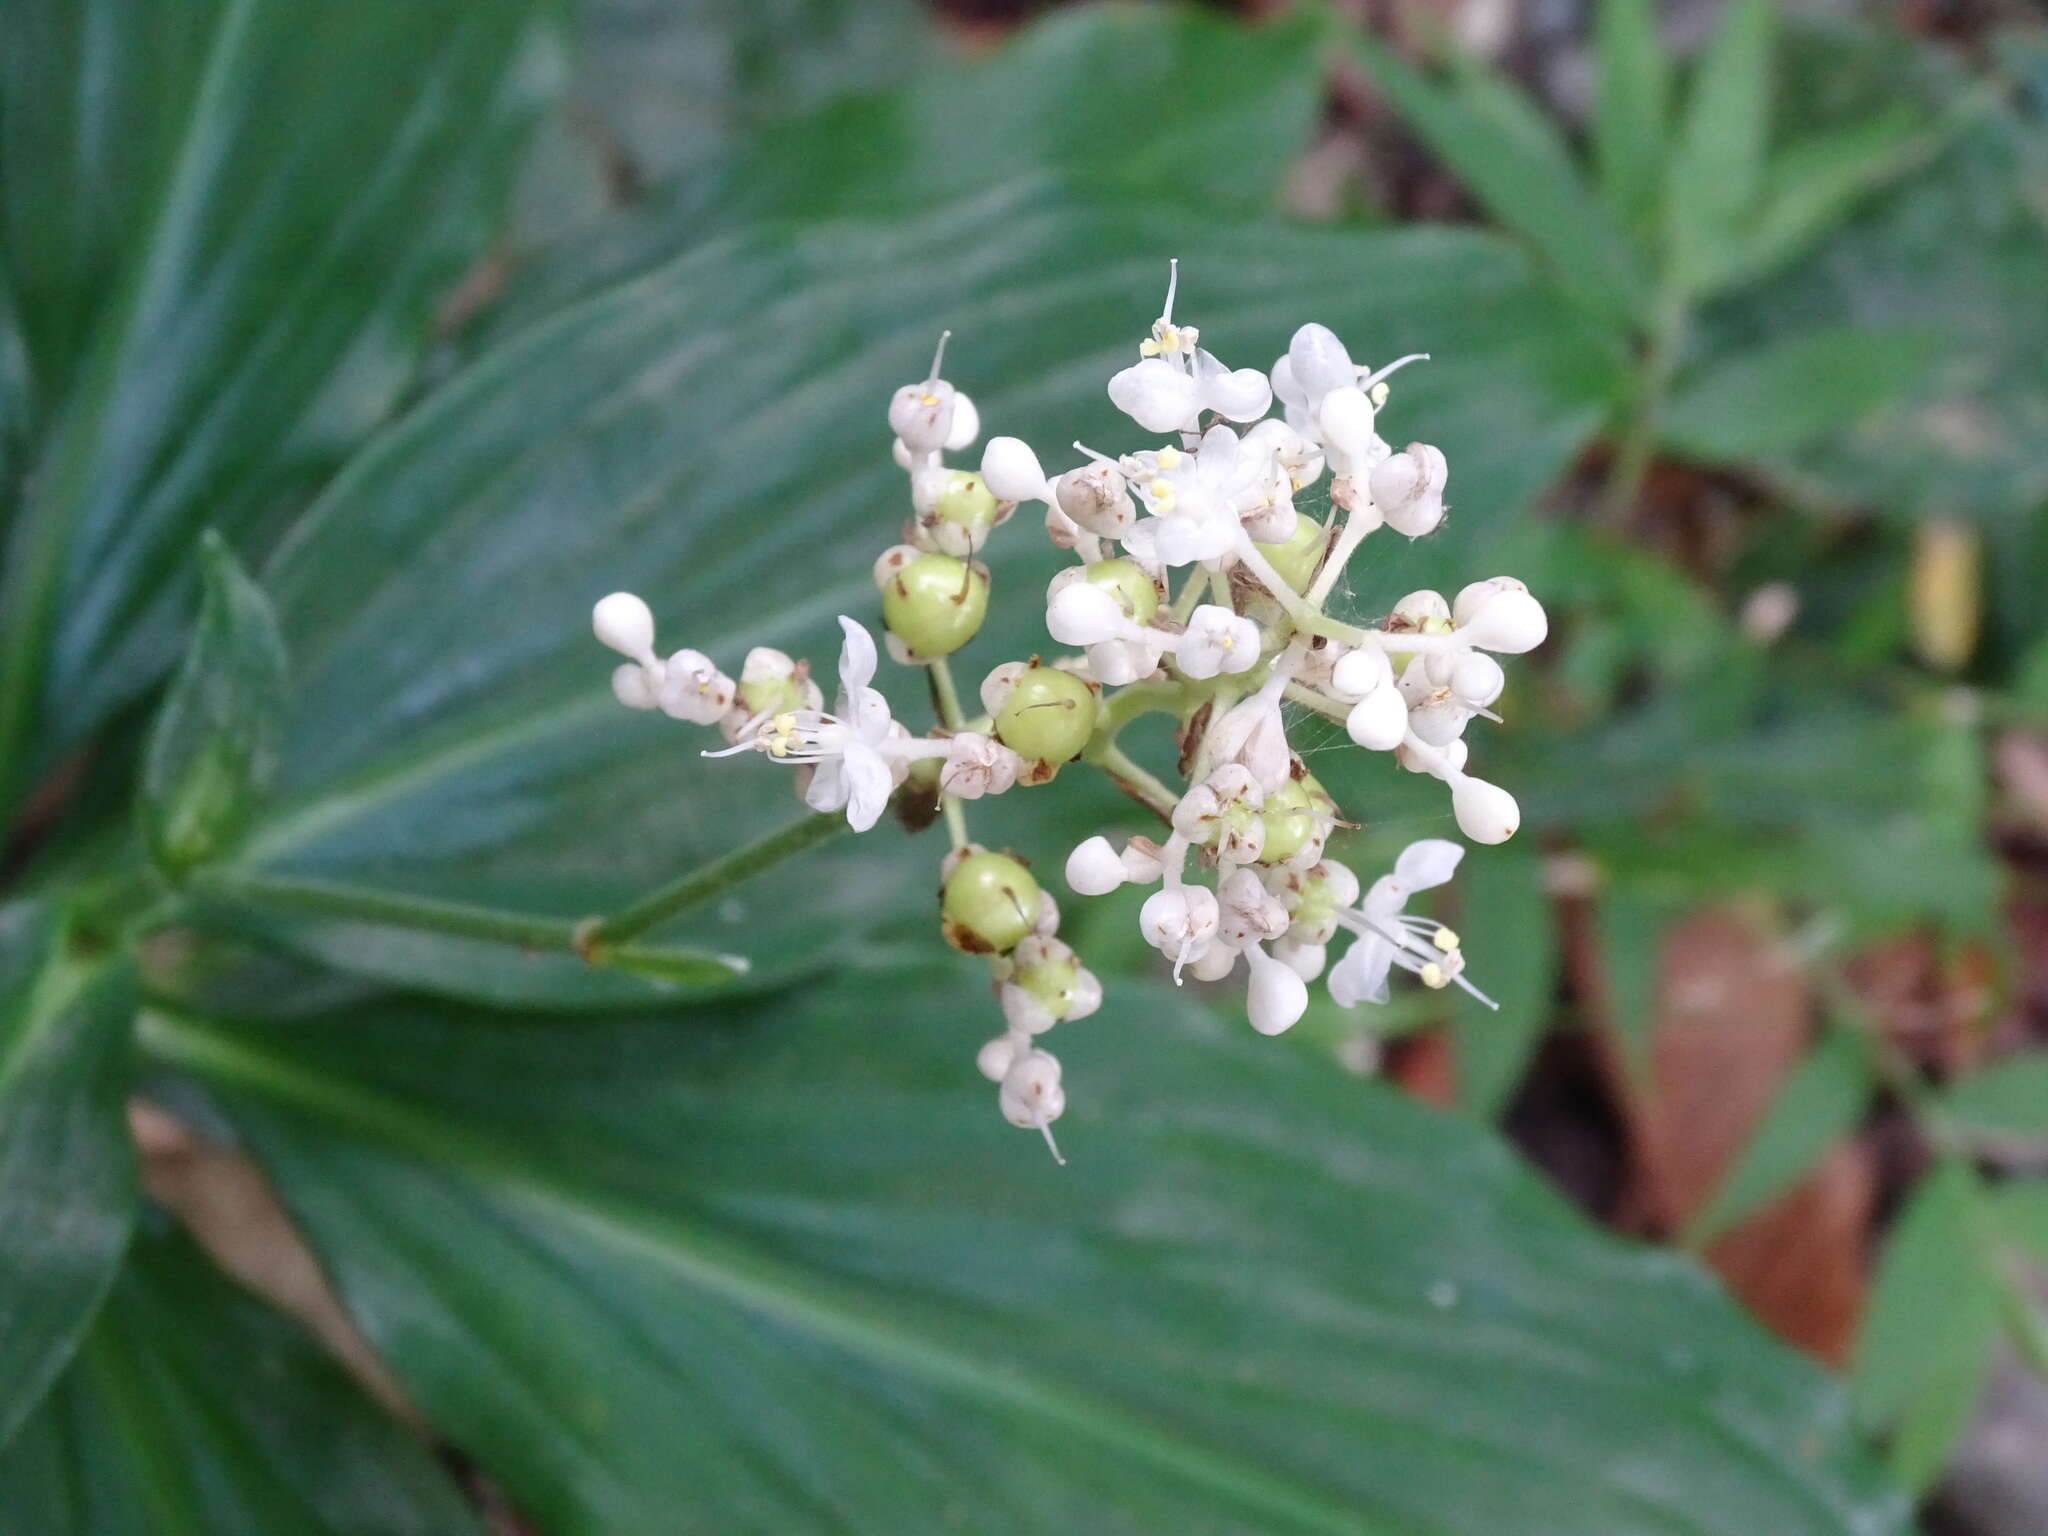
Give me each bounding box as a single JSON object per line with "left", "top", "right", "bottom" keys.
{"left": 611, "top": 663, "right": 659, "bottom": 710}
{"left": 1287, "top": 323, "right": 1355, "bottom": 404}
{"left": 1459, "top": 589, "right": 1548, "bottom": 654}
{"left": 803, "top": 759, "right": 850, "bottom": 815}
{"left": 945, "top": 391, "right": 980, "bottom": 452}
{"left": 836, "top": 615, "right": 878, "bottom": 692}
{"left": 1345, "top": 688, "right": 1409, "bottom": 752}
{"left": 1245, "top": 947, "right": 1309, "bottom": 1035}
{"left": 1195, "top": 350, "right": 1272, "bottom": 423}
{"left": 1327, "top": 935, "right": 1394, "bottom": 1008}
{"left": 839, "top": 744, "right": 894, "bottom": 832}
{"left": 1394, "top": 838, "right": 1465, "bottom": 891}
{"left": 1108, "top": 358, "right": 1199, "bottom": 434}
{"left": 1046, "top": 582, "right": 1128, "bottom": 646}
{"left": 1451, "top": 777, "right": 1520, "bottom": 844}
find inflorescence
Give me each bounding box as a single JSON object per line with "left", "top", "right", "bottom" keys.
{"left": 594, "top": 262, "right": 1546, "bottom": 1161}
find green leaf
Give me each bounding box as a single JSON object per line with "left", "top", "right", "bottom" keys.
{"left": 1940, "top": 1053, "right": 2048, "bottom": 1140}
{"left": 200, "top": 183, "right": 1617, "bottom": 1009}
{"left": 138, "top": 533, "right": 289, "bottom": 878}
{"left": 1353, "top": 34, "right": 1646, "bottom": 327}
{"left": 514, "top": 0, "right": 937, "bottom": 245}
{"left": 1662, "top": 326, "right": 1948, "bottom": 462}
{"left": 1593, "top": 0, "right": 1671, "bottom": 237}
{"left": 1990, "top": 1181, "right": 2048, "bottom": 1268}
{"left": 1683, "top": 1026, "right": 1874, "bottom": 1246}
{"left": 1855, "top": 1159, "right": 2000, "bottom": 1493}
{"left": 0, "top": 901, "right": 137, "bottom": 1450}
{"left": 0, "top": 1223, "right": 480, "bottom": 1534}
{"left": 1665, "top": 0, "right": 1776, "bottom": 292}
{"left": 498, "top": 4, "right": 1330, "bottom": 330}
{"left": 0, "top": 0, "right": 566, "bottom": 823}
{"left": 1695, "top": 24, "right": 2048, "bottom": 528}
{"left": 144, "top": 968, "right": 1906, "bottom": 1535}
{"left": 1452, "top": 838, "right": 1555, "bottom": 1118}
{"left": 1592, "top": 887, "right": 1681, "bottom": 1078}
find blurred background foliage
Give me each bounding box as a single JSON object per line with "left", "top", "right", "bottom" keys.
{"left": 2, "top": 0, "right": 2047, "bottom": 1531}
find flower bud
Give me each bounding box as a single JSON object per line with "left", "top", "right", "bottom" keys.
{"left": 1330, "top": 644, "right": 1393, "bottom": 702}
{"left": 1056, "top": 462, "right": 1135, "bottom": 537}
{"left": 1286, "top": 322, "right": 1355, "bottom": 403}
{"left": 592, "top": 592, "right": 656, "bottom": 659}
{"left": 737, "top": 647, "right": 813, "bottom": 717}
{"left": 611, "top": 664, "right": 659, "bottom": 710}
{"left": 993, "top": 666, "right": 1098, "bottom": 765}
{"left": 881, "top": 553, "right": 989, "bottom": 660}
{"left": 1450, "top": 776, "right": 1520, "bottom": 844}
{"left": 1139, "top": 885, "right": 1220, "bottom": 973}
{"left": 1346, "top": 687, "right": 1409, "bottom": 751}
{"left": 1406, "top": 692, "right": 1469, "bottom": 747}
{"left": 977, "top": 1033, "right": 1021, "bottom": 1083}
{"left": 1449, "top": 652, "right": 1504, "bottom": 708}
{"left": 1245, "top": 946, "right": 1309, "bottom": 1036}
{"left": 945, "top": 392, "right": 980, "bottom": 452}
{"left": 999, "top": 1049, "right": 1065, "bottom": 1131}
{"left": 1045, "top": 580, "right": 1128, "bottom": 646}
{"left": 1458, "top": 589, "right": 1547, "bottom": 654}
{"left": 1452, "top": 576, "right": 1529, "bottom": 628}
{"left": 658, "top": 650, "right": 735, "bottom": 724}
{"left": 1065, "top": 836, "right": 1126, "bottom": 896}
{"left": 981, "top": 436, "right": 1052, "bottom": 503}
{"left": 1316, "top": 385, "right": 1378, "bottom": 475}
{"left": 941, "top": 850, "right": 1042, "bottom": 954}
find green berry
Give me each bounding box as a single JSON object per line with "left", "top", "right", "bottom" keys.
{"left": 1081, "top": 558, "right": 1158, "bottom": 625}
{"left": 1255, "top": 517, "right": 1328, "bottom": 595}
{"left": 739, "top": 674, "right": 805, "bottom": 716}
{"left": 882, "top": 553, "right": 988, "bottom": 659}
{"left": 935, "top": 470, "right": 999, "bottom": 533}
{"left": 993, "top": 666, "right": 1098, "bottom": 764}
{"left": 942, "top": 851, "right": 1041, "bottom": 954}
{"left": 1257, "top": 778, "right": 1317, "bottom": 864}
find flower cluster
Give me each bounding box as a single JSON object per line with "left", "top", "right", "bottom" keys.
{"left": 594, "top": 263, "right": 1544, "bottom": 1158}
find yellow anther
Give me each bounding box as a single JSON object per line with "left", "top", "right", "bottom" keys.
{"left": 918, "top": 392, "right": 939, "bottom": 406}
{"left": 1156, "top": 446, "right": 1181, "bottom": 470}
{"left": 1420, "top": 962, "right": 1447, "bottom": 989}
{"left": 1432, "top": 926, "right": 1459, "bottom": 952}
{"left": 1139, "top": 339, "right": 1162, "bottom": 358}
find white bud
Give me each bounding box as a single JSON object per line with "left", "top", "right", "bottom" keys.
{"left": 1046, "top": 581, "right": 1130, "bottom": 646}
{"left": 592, "top": 592, "right": 656, "bottom": 660}
{"left": 1120, "top": 837, "right": 1167, "bottom": 884}
{"left": 1245, "top": 947, "right": 1309, "bottom": 1036}
{"left": 1191, "top": 942, "right": 1239, "bottom": 982}
{"left": 1452, "top": 576, "right": 1529, "bottom": 627}
{"left": 1346, "top": 687, "right": 1409, "bottom": 752}
{"left": 1065, "top": 836, "right": 1127, "bottom": 896}
{"left": 659, "top": 650, "right": 735, "bottom": 724}
{"left": 1286, "top": 322, "right": 1355, "bottom": 403}
{"left": 1450, "top": 653, "right": 1505, "bottom": 708}
{"left": 1407, "top": 693, "right": 1470, "bottom": 747}
{"left": 1459, "top": 589, "right": 1547, "bottom": 654}
{"left": 1451, "top": 776, "right": 1520, "bottom": 844}
{"left": 1330, "top": 645, "right": 1393, "bottom": 702}
{"left": 611, "top": 663, "right": 660, "bottom": 710}
{"left": 1315, "top": 385, "right": 1378, "bottom": 474}
{"left": 1369, "top": 444, "right": 1448, "bottom": 538}
{"left": 977, "top": 1033, "right": 1021, "bottom": 1083}
{"left": 1391, "top": 590, "right": 1451, "bottom": 628}
{"left": 1276, "top": 937, "right": 1326, "bottom": 982}
{"left": 981, "top": 436, "right": 1052, "bottom": 503}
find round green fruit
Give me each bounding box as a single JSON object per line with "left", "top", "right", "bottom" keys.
{"left": 993, "top": 666, "right": 1098, "bottom": 764}
{"left": 942, "top": 852, "right": 1041, "bottom": 954}
{"left": 882, "top": 553, "right": 988, "bottom": 659}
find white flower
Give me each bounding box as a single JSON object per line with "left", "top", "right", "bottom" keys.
{"left": 1207, "top": 675, "right": 1293, "bottom": 793}
{"left": 1326, "top": 839, "right": 1495, "bottom": 1008}
{"left": 940, "top": 733, "right": 1023, "bottom": 799}
{"left": 888, "top": 332, "right": 975, "bottom": 459}
{"left": 1175, "top": 604, "right": 1260, "bottom": 679}
{"left": 1370, "top": 443, "right": 1448, "bottom": 538}
{"left": 1121, "top": 428, "right": 1262, "bottom": 567}
{"left": 594, "top": 592, "right": 666, "bottom": 708}
{"left": 705, "top": 616, "right": 938, "bottom": 833}
{"left": 981, "top": 436, "right": 1054, "bottom": 503}
{"left": 1139, "top": 883, "right": 1220, "bottom": 981}
{"left": 1055, "top": 462, "right": 1136, "bottom": 537}
{"left": 999, "top": 1047, "right": 1067, "bottom": 1163}
{"left": 1217, "top": 867, "right": 1288, "bottom": 946}
{"left": 1106, "top": 262, "right": 1271, "bottom": 434}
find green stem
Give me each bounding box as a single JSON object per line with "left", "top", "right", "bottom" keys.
{"left": 927, "top": 656, "right": 967, "bottom": 731}
{"left": 188, "top": 871, "right": 583, "bottom": 951}
{"left": 1084, "top": 742, "right": 1179, "bottom": 822}
{"left": 1600, "top": 286, "right": 1687, "bottom": 525}
{"left": 588, "top": 812, "right": 846, "bottom": 947}
{"left": 1169, "top": 567, "right": 1211, "bottom": 624}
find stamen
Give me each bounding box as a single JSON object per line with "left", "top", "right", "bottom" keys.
{"left": 1034, "top": 1107, "right": 1067, "bottom": 1166}
{"left": 1357, "top": 353, "right": 1430, "bottom": 394}
{"left": 1452, "top": 973, "right": 1499, "bottom": 1010}
{"left": 1072, "top": 441, "right": 1114, "bottom": 465}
